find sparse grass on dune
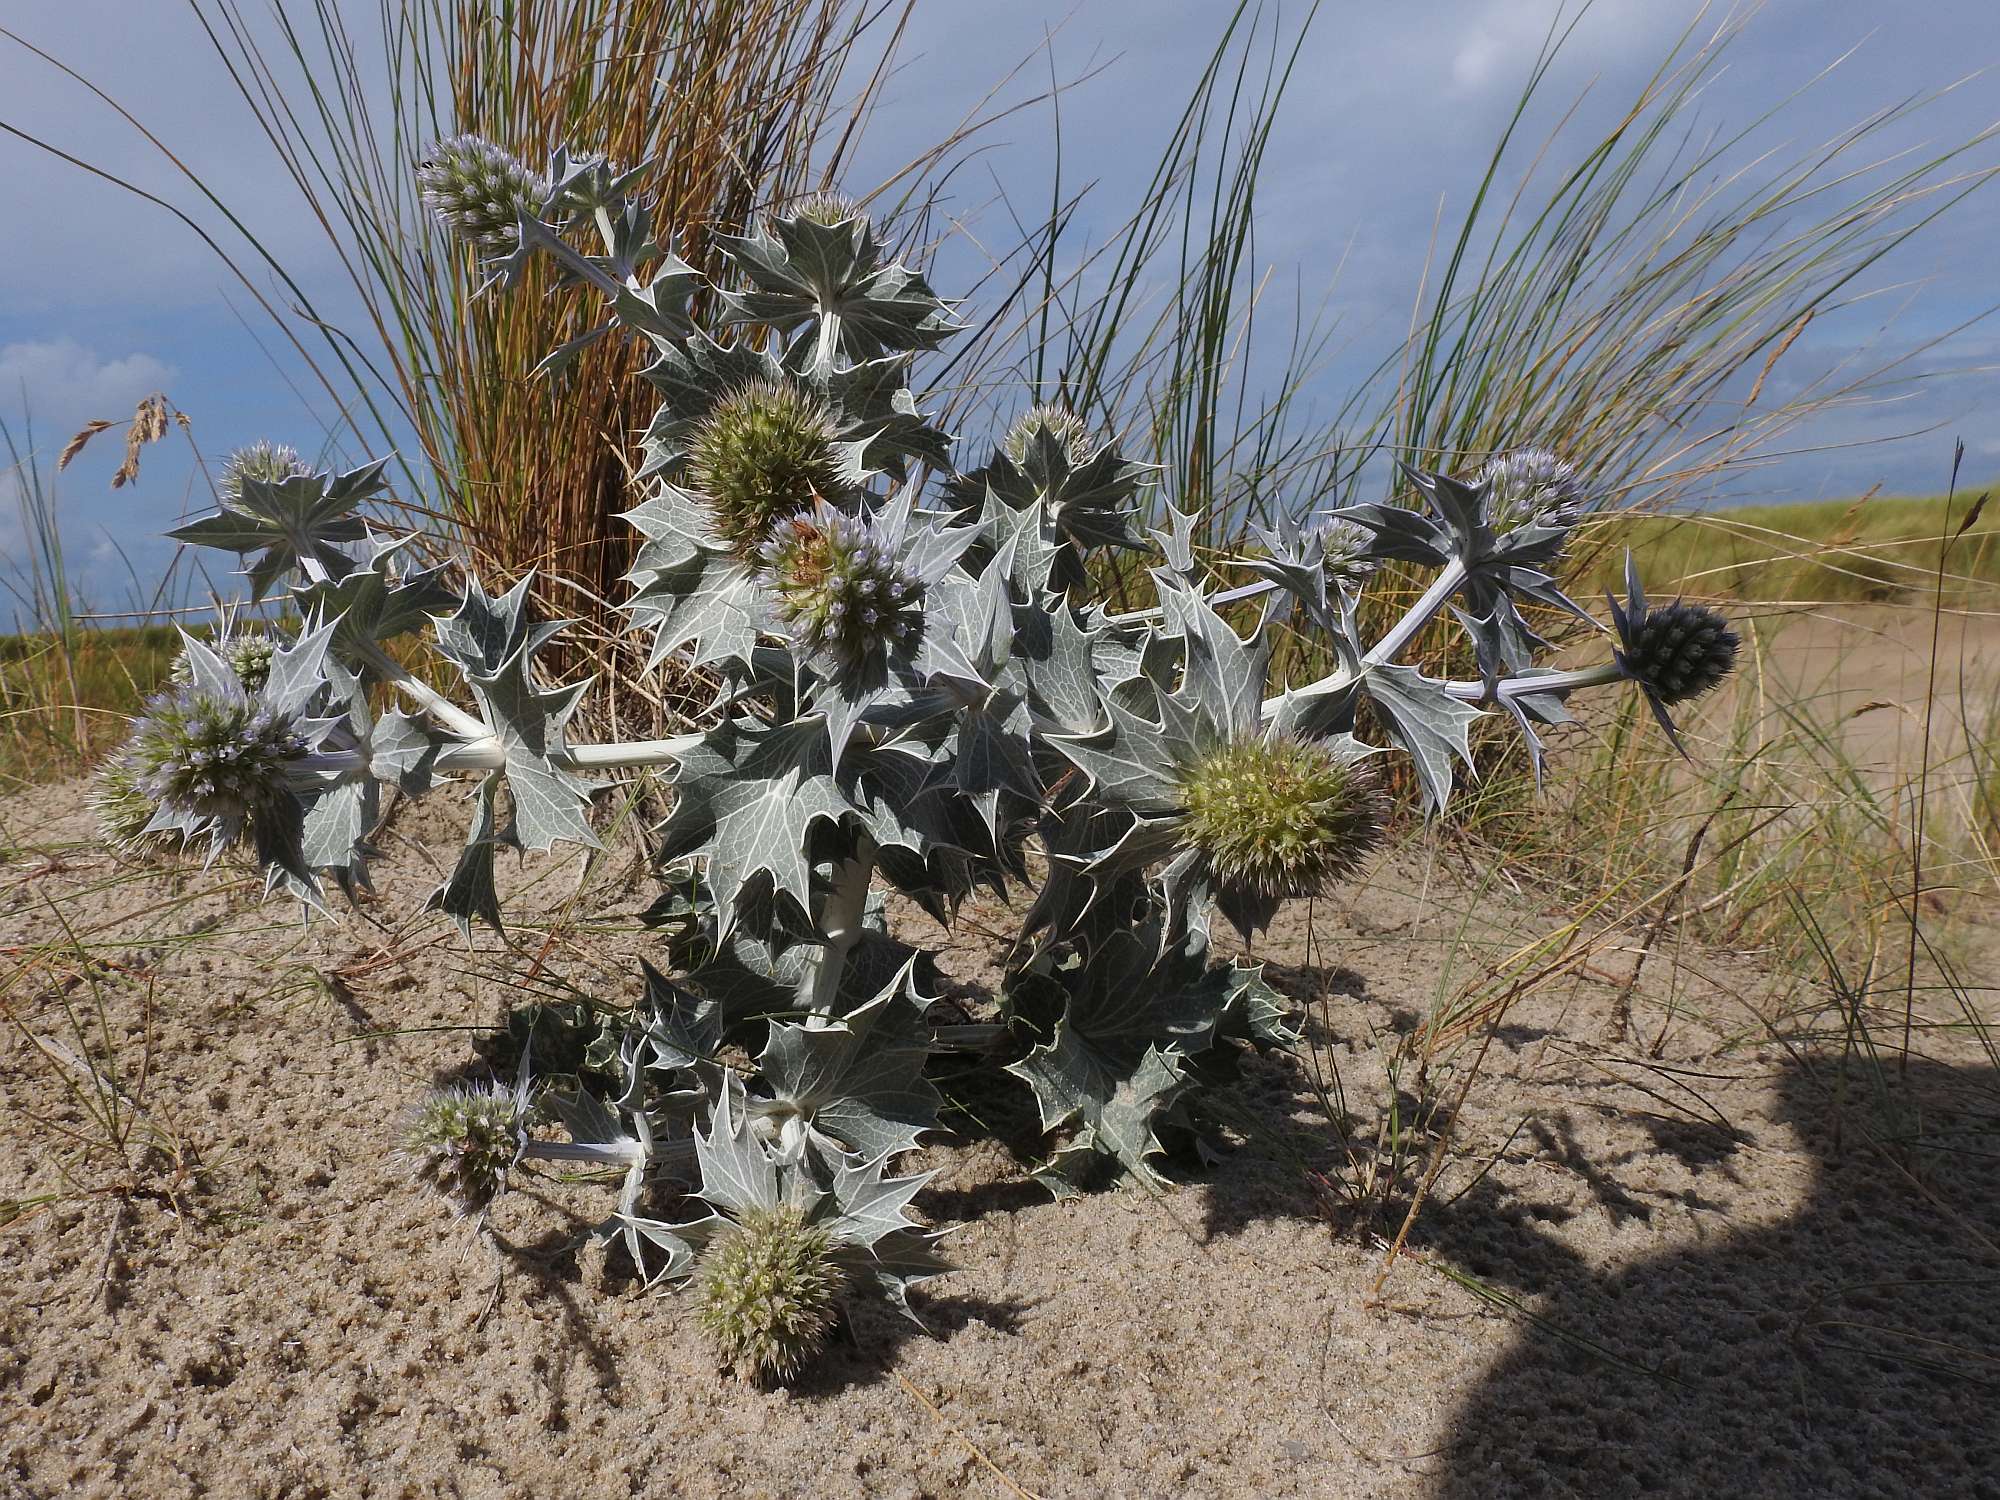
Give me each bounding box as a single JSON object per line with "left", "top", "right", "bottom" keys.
{"left": 5, "top": 11, "right": 1996, "bottom": 1419}
{"left": 0, "top": 627, "right": 182, "bottom": 791}
{"left": 1593, "top": 490, "right": 2000, "bottom": 605}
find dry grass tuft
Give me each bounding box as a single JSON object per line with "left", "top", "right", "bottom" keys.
{"left": 187, "top": 0, "right": 902, "bottom": 728}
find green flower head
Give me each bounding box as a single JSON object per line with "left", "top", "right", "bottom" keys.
{"left": 417, "top": 134, "right": 551, "bottom": 252}
{"left": 1176, "top": 734, "right": 1386, "bottom": 908}
{"left": 404, "top": 1082, "right": 525, "bottom": 1217}
{"left": 1476, "top": 448, "right": 1589, "bottom": 533}
{"left": 219, "top": 441, "right": 310, "bottom": 511}
{"left": 693, "top": 1204, "right": 847, "bottom": 1382}
{"left": 227, "top": 634, "right": 277, "bottom": 694}
{"left": 687, "top": 380, "right": 844, "bottom": 558}
{"left": 1002, "top": 402, "right": 1096, "bottom": 468}
{"left": 791, "top": 192, "right": 868, "bottom": 229}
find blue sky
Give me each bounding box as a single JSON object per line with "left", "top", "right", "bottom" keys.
{"left": 3, "top": 0, "right": 1997, "bottom": 618}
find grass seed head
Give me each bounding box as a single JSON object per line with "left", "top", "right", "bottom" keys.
{"left": 693, "top": 1204, "right": 845, "bottom": 1383}
{"left": 687, "top": 380, "right": 844, "bottom": 558}
{"left": 1177, "top": 735, "right": 1386, "bottom": 904}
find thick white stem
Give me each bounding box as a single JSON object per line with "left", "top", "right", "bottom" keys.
{"left": 520, "top": 1138, "right": 695, "bottom": 1169}
{"left": 1440, "top": 661, "right": 1624, "bottom": 704}
{"left": 433, "top": 734, "right": 700, "bottom": 775}
{"left": 1256, "top": 557, "right": 1472, "bottom": 725}
{"left": 1363, "top": 557, "right": 1466, "bottom": 667}
{"left": 357, "top": 642, "right": 492, "bottom": 743}
{"left": 801, "top": 837, "right": 877, "bottom": 1024}
{"left": 1108, "top": 576, "right": 1281, "bottom": 625}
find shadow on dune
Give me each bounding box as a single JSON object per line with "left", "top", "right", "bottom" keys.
{"left": 1432, "top": 1057, "right": 2000, "bottom": 1499}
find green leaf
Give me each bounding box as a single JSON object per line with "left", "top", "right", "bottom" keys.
{"left": 169, "top": 458, "right": 387, "bottom": 601}
{"left": 655, "top": 719, "right": 858, "bottom": 934}
{"left": 752, "top": 968, "right": 940, "bottom": 1162}
{"left": 1005, "top": 929, "right": 1282, "bottom": 1190}
{"left": 428, "top": 773, "right": 517, "bottom": 938}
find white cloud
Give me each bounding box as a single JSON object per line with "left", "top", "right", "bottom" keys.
{"left": 1441, "top": 1, "right": 1690, "bottom": 96}
{"left": 0, "top": 338, "right": 175, "bottom": 425}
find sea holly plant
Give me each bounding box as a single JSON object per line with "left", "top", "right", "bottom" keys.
{"left": 95, "top": 135, "right": 1741, "bottom": 1383}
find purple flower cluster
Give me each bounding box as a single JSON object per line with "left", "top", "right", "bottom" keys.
{"left": 761, "top": 510, "right": 923, "bottom": 671}
{"left": 124, "top": 686, "right": 311, "bottom": 845}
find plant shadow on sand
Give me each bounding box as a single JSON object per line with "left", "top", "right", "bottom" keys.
{"left": 1428, "top": 1057, "right": 2000, "bottom": 1499}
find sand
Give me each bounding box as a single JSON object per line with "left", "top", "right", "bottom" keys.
{"left": 2, "top": 777, "right": 1996, "bottom": 1499}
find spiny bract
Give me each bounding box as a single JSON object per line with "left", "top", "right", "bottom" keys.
{"left": 219, "top": 441, "right": 311, "bottom": 510}
{"left": 687, "top": 380, "right": 844, "bottom": 558}
{"left": 1621, "top": 600, "right": 1739, "bottom": 705}
{"left": 123, "top": 687, "right": 310, "bottom": 839}
{"left": 1177, "top": 735, "right": 1386, "bottom": 902}
{"left": 404, "top": 1083, "right": 524, "bottom": 1216}
{"left": 1002, "top": 402, "right": 1096, "bottom": 467}
{"left": 693, "top": 1205, "right": 846, "bottom": 1382}
{"left": 417, "top": 134, "right": 551, "bottom": 251}
{"left": 176, "top": 634, "right": 277, "bottom": 693}
{"left": 763, "top": 509, "right": 923, "bottom": 669}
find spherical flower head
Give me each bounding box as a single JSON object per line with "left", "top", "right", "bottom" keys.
{"left": 693, "top": 1205, "right": 845, "bottom": 1383}
{"left": 763, "top": 511, "right": 923, "bottom": 671}
{"left": 123, "top": 686, "right": 311, "bottom": 838}
{"left": 91, "top": 756, "right": 168, "bottom": 853}
{"left": 1317, "top": 517, "right": 1378, "bottom": 595}
{"left": 1002, "top": 403, "right": 1096, "bottom": 467}
{"left": 687, "top": 380, "right": 844, "bottom": 558}
{"left": 1176, "top": 735, "right": 1385, "bottom": 904}
{"left": 792, "top": 192, "right": 868, "bottom": 229}
{"left": 417, "top": 134, "right": 551, "bottom": 252}
{"left": 1620, "top": 600, "right": 1738, "bottom": 706}
{"left": 404, "top": 1082, "right": 524, "bottom": 1217}
{"left": 219, "top": 441, "right": 310, "bottom": 510}
{"left": 227, "top": 634, "right": 276, "bottom": 694}
{"left": 1477, "top": 448, "right": 1589, "bottom": 533}
{"left": 172, "top": 633, "right": 275, "bottom": 692}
